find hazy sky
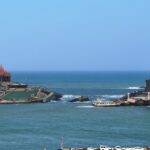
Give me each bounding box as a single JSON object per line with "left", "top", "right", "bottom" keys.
{"left": 0, "top": 0, "right": 150, "bottom": 71}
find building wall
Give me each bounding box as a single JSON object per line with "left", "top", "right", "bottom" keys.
{"left": 0, "top": 75, "right": 10, "bottom": 82}
{"left": 0, "top": 76, "right": 3, "bottom": 82}
{"left": 146, "top": 80, "right": 150, "bottom": 92}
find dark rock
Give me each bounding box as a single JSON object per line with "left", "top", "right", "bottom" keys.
{"left": 135, "top": 100, "right": 150, "bottom": 106}
{"left": 146, "top": 79, "right": 150, "bottom": 92}
{"left": 120, "top": 99, "right": 150, "bottom": 106}
{"left": 40, "top": 88, "right": 62, "bottom": 101}
{"left": 48, "top": 92, "right": 62, "bottom": 101}
{"left": 119, "top": 90, "right": 145, "bottom": 101}
{"left": 69, "top": 96, "right": 89, "bottom": 102}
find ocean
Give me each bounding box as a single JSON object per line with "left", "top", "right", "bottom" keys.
{"left": 0, "top": 71, "right": 150, "bottom": 150}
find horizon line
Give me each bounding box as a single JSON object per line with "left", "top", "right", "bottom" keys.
{"left": 9, "top": 70, "right": 150, "bottom": 72}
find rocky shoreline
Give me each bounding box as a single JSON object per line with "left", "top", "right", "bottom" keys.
{"left": 0, "top": 81, "right": 63, "bottom": 104}
{"left": 0, "top": 81, "right": 150, "bottom": 105}
{"left": 1, "top": 71, "right": 150, "bottom": 106}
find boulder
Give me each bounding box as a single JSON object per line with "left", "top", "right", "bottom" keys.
{"left": 48, "top": 92, "right": 62, "bottom": 101}
{"left": 69, "top": 96, "right": 89, "bottom": 102}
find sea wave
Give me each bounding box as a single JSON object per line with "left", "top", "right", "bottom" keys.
{"left": 60, "top": 95, "right": 80, "bottom": 101}
{"left": 61, "top": 94, "right": 125, "bottom": 101}
{"left": 73, "top": 101, "right": 91, "bottom": 104}
{"left": 101, "top": 95, "right": 124, "bottom": 99}
{"left": 127, "top": 86, "right": 144, "bottom": 90}
{"left": 76, "top": 105, "right": 94, "bottom": 108}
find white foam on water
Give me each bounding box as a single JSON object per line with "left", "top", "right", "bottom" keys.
{"left": 127, "top": 86, "right": 144, "bottom": 90}
{"left": 50, "top": 100, "right": 57, "bottom": 103}
{"left": 76, "top": 105, "right": 94, "bottom": 108}
{"left": 73, "top": 101, "right": 91, "bottom": 104}
{"left": 102, "top": 95, "right": 124, "bottom": 99}
{"left": 60, "top": 95, "right": 80, "bottom": 101}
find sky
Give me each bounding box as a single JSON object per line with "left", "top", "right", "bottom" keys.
{"left": 0, "top": 0, "right": 150, "bottom": 71}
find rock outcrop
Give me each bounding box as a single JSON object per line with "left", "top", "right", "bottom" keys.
{"left": 48, "top": 92, "right": 62, "bottom": 101}
{"left": 69, "top": 96, "right": 89, "bottom": 102}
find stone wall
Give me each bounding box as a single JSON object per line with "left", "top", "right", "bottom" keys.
{"left": 145, "top": 79, "right": 150, "bottom": 92}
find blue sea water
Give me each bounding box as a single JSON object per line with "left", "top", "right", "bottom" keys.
{"left": 0, "top": 71, "right": 150, "bottom": 150}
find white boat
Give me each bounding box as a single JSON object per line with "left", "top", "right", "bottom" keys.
{"left": 115, "top": 146, "right": 122, "bottom": 150}
{"left": 58, "top": 145, "right": 148, "bottom": 150}
{"left": 126, "top": 147, "right": 145, "bottom": 150}
{"left": 87, "top": 147, "right": 95, "bottom": 150}
{"left": 134, "top": 147, "right": 145, "bottom": 150}
{"left": 115, "top": 147, "right": 145, "bottom": 150}
{"left": 92, "top": 98, "right": 120, "bottom": 107}
{"left": 100, "top": 145, "right": 112, "bottom": 150}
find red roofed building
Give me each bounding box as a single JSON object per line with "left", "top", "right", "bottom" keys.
{"left": 0, "top": 66, "right": 11, "bottom": 82}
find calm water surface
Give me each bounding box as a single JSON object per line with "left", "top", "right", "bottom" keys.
{"left": 0, "top": 71, "right": 150, "bottom": 150}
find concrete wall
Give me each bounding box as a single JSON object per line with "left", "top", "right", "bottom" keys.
{"left": 146, "top": 79, "right": 150, "bottom": 92}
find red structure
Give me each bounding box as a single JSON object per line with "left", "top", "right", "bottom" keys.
{"left": 0, "top": 66, "right": 11, "bottom": 82}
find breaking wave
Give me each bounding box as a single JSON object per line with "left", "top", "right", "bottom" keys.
{"left": 76, "top": 105, "right": 94, "bottom": 108}
{"left": 73, "top": 101, "right": 91, "bottom": 104}
{"left": 61, "top": 94, "right": 125, "bottom": 101}
{"left": 127, "top": 86, "right": 144, "bottom": 90}
{"left": 101, "top": 95, "right": 124, "bottom": 99}
{"left": 60, "top": 95, "right": 80, "bottom": 101}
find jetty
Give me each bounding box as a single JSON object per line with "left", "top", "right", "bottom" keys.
{"left": 92, "top": 79, "right": 150, "bottom": 107}
{"left": 114, "top": 80, "right": 150, "bottom": 107}
{"left": 0, "top": 66, "right": 62, "bottom": 104}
